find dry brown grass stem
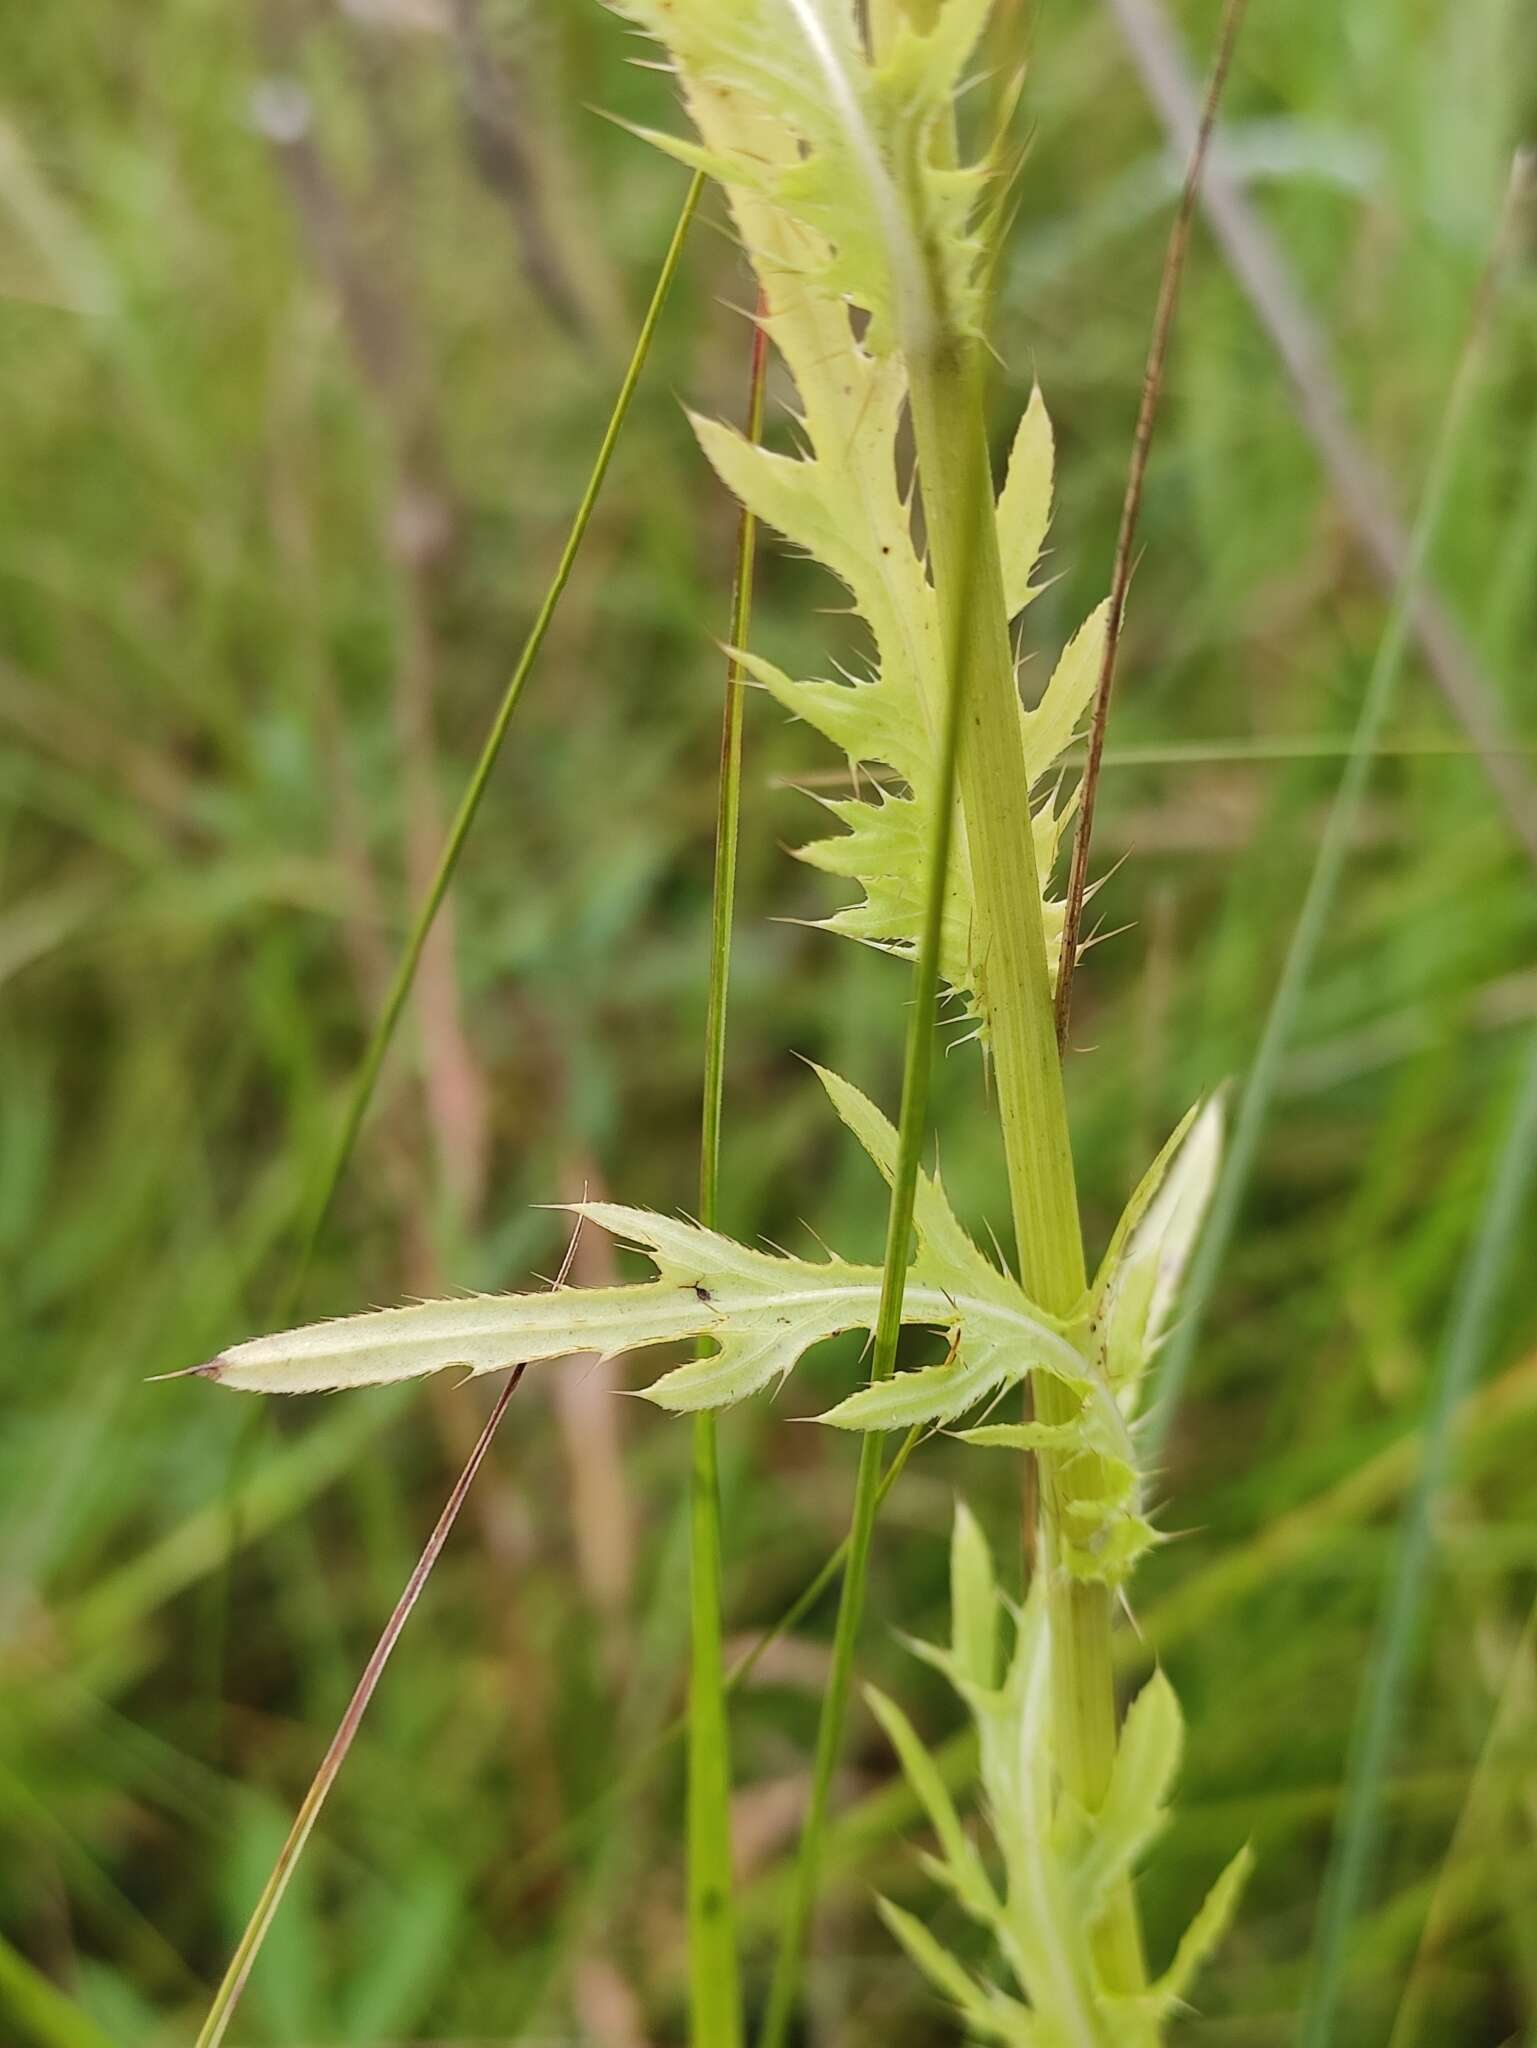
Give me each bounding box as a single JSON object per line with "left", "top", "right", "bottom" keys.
{"left": 1055, "top": 0, "right": 1249, "bottom": 1050}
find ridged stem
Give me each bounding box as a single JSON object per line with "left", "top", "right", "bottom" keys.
{"left": 906, "top": 338, "right": 1145, "bottom": 1993}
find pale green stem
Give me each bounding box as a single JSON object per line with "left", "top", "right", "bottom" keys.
{"left": 906, "top": 337, "right": 1145, "bottom": 1993}
{"left": 688, "top": 299, "right": 770, "bottom": 2048}
{"left": 865, "top": 0, "right": 1137, "bottom": 1970}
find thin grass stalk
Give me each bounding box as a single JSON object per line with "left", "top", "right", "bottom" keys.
{"left": 1146, "top": 156, "right": 1530, "bottom": 1459}
{"left": 688, "top": 295, "right": 770, "bottom": 2048}
{"left": 200, "top": 163, "right": 706, "bottom": 1907}
{"left": 1298, "top": 1027, "right": 1537, "bottom": 2044}
{"left": 483, "top": 1426, "right": 924, "bottom": 1904}
{"left": 686, "top": 1431, "right": 738, "bottom": 2045}
{"left": 280, "top": 168, "right": 705, "bottom": 1318}
{"left": 192, "top": 1366, "right": 526, "bottom": 2048}
{"left": 1388, "top": 1593, "right": 1537, "bottom": 2048}
{"left": 755, "top": 380, "right": 983, "bottom": 2048}
{"left": 1055, "top": 0, "right": 1248, "bottom": 1050}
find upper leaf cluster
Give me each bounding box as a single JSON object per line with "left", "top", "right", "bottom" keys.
{"left": 620, "top": 0, "right": 1110, "bottom": 1027}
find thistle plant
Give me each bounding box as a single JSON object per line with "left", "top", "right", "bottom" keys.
{"left": 188, "top": 1, "right": 1250, "bottom": 2038}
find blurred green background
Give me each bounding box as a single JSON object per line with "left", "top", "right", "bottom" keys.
{"left": 3, "top": 0, "right": 1536, "bottom": 2041}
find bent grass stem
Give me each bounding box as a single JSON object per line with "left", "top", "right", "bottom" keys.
{"left": 282, "top": 169, "right": 704, "bottom": 1320}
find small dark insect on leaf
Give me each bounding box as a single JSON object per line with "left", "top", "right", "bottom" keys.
{"left": 693, "top": 1283, "right": 713, "bottom": 1303}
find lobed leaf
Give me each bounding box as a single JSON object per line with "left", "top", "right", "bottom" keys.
{"left": 613, "top": 0, "right": 992, "bottom": 356}
{"left": 1091, "top": 1095, "right": 1224, "bottom": 1409}
{"left": 618, "top": 0, "right": 1108, "bottom": 1030}
{"left": 193, "top": 1070, "right": 1096, "bottom": 1444}
{"left": 996, "top": 384, "right": 1054, "bottom": 619}
{"left": 876, "top": 1511, "right": 1248, "bottom": 2044}
{"left": 865, "top": 1686, "right": 997, "bottom": 1922}
{"left": 876, "top": 1901, "right": 1040, "bottom": 2044}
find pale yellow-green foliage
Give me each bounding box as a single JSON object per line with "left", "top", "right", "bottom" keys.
{"left": 615, "top": 0, "right": 992, "bottom": 355}
{"left": 193, "top": 0, "right": 1249, "bottom": 2026}
{"left": 873, "top": 1507, "right": 1251, "bottom": 2045}
{"left": 199, "top": 1069, "right": 1218, "bottom": 1590}
{"left": 697, "top": 377, "right": 1107, "bottom": 1021}
{"left": 201, "top": 1067, "right": 1082, "bottom": 1413}
{"left": 621, "top": 0, "right": 1108, "bottom": 1022}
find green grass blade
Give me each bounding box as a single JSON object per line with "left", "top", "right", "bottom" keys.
{"left": 1145, "top": 166, "right": 1525, "bottom": 1459}
{"left": 685, "top": 1413, "right": 739, "bottom": 2048}
{"left": 1388, "top": 1593, "right": 1537, "bottom": 2048}
{"left": 0, "top": 1932, "right": 117, "bottom": 2048}
{"left": 280, "top": 169, "right": 705, "bottom": 1317}
{"left": 1297, "top": 1028, "right": 1537, "bottom": 2045}
{"left": 687, "top": 299, "right": 769, "bottom": 2048}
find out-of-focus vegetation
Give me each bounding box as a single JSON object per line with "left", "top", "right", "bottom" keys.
{"left": 3, "top": 0, "right": 1535, "bottom": 2041}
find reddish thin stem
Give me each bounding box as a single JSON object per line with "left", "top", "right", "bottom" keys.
{"left": 1054, "top": 0, "right": 1248, "bottom": 1050}
{"left": 194, "top": 1364, "right": 525, "bottom": 2048}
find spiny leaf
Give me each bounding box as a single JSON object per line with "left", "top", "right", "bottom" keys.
{"left": 1021, "top": 600, "right": 1109, "bottom": 782}
{"left": 877, "top": 1511, "right": 1247, "bottom": 2043}
{"left": 704, "top": 376, "right": 1105, "bottom": 1023}
{"left": 876, "top": 1901, "right": 1040, "bottom": 2044}
{"left": 814, "top": 1063, "right": 1002, "bottom": 1291}
{"left": 997, "top": 383, "right": 1054, "bottom": 619}
{"left": 1149, "top": 1843, "right": 1253, "bottom": 2010}
{"left": 1091, "top": 1095, "right": 1223, "bottom": 1406}
{"left": 1070, "top": 1669, "right": 1182, "bottom": 1911}
{"left": 613, "top": 0, "right": 992, "bottom": 356}
{"left": 194, "top": 1200, "right": 1080, "bottom": 1412}
{"left": 619, "top": 0, "right": 1107, "bottom": 1027}
{"left": 953, "top": 1396, "right": 1154, "bottom": 1588}
{"left": 864, "top": 1687, "right": 996, "bottom": 1921}
{"left": 192, "top": 1069, "right": 1090, "bottom": 1433}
